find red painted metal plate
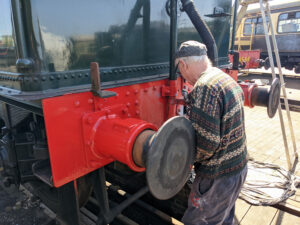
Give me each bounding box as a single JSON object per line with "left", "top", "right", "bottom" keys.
{"left": 42, "top": 80, "right": 173, "bottom": 187}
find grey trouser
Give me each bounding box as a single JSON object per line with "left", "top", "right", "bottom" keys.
{"left": 182, "top": 166, "right": 248, "bottom": 225}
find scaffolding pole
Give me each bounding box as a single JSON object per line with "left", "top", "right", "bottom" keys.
{"left": 264, "top": 1, "right": 298, "bottom": 159}
{"left": 259, "top": 0, "right": 298, "bottom": 170}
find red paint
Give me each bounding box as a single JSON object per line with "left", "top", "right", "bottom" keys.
{"left": 239, "top": 81, "right": 258, "bottom": 107}
{"left": 43, "top": 79, "right": 178, "bottom": 187}
{"left": 43, "top": 72, "right": 261, "bottom": 187}
{"left": 229, "top": 50, "right": 261, "bottom": 69}
{"left": 223, "top": 69, "right": 238, "bottom": 81}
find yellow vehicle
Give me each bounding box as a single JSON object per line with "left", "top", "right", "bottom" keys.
{"left": 234, "top": 0, "right": 300, "bottom": 72}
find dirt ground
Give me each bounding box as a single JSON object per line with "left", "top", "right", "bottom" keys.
{"left": 0, "top": 180, "right": 54, "bottom": 225}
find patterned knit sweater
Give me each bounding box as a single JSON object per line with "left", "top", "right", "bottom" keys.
{"left": 187, "top": 67, "right": 247, "bottom": 178}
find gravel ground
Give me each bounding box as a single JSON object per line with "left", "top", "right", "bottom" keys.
{"left": 0, "top": 180, "right": 55, "bottom": 225}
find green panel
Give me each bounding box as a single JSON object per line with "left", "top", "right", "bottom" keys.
{"left": 29, "top": 0, "right": 170, "bottom": 73}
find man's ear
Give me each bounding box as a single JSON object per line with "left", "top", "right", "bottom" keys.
{"left": 178, "top": 59, "right": 188, "bottom": 72}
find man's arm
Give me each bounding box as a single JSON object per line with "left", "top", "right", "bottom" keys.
{"left": 188, "top": 85, "right": 222, "bottom": 162}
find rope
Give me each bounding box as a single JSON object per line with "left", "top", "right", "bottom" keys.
{"left": 239, "top": 159, "right": 299, "bottom": 206}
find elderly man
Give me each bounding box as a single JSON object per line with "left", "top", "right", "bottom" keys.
{"left": 175, "top": 41, "right": 248, "bottom": 225}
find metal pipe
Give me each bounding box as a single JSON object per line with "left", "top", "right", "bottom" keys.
{"left": 11, "top": 0, "right": 28, "bottom": 58}
{"left": 259, "top": 0, "right": 291, "bottom": 170}
{"left": 169, "top": 0, "right": 178, "bottom": 80}
{"left": 230, "top": 0, "right": 239, "bottom": 52}
{"left": 265, "top": 1, "right": 298, "bottom": 159}
{"left": 106, "top": 182, "right": 183, "bottom": 225}
{"left": 106, "top": 186, "right": 149, "bottom": 223}
{"left": 180, "top": 0, "right": 218, "bottom": 66}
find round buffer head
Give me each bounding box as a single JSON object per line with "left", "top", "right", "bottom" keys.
{"left": 267, "top": 78, "right": 280, "bottom": 118}
{"left": 146, "top": 116, "right": 195, "bottom": 200}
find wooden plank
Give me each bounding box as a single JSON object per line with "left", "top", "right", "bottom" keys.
{"left": 270, "top": 210, "right": 300, "bottom": 225}
{"left": 239, "top": 205, "right": 278, "bottom": 225}
{"left": 235, "top": 198, "right": 251, "bottom": 224}
{"left": 273, "top": 198, "right": 300, "bottom": 217}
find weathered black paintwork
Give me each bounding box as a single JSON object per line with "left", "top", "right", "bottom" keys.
{"left": 0, "top": 0, "right": 232, "bottom": 101}
{"left": 0, "top": 1, "right": 234, "bottom": 223}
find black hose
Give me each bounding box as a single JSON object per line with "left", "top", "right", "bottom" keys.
{"left": 180, "top": 0, "right": 218, "bottom": 66}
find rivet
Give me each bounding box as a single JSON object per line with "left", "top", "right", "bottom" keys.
{"left": 103, "top": 71, "right": 107, "bottom": 75}
{"left": 42, "top": 77, "right": 46, "bottom": 81}
{"left": 126, "top": 91, "right": 130, "bottom": 96}
{"left": 133, "top": 68, "right": 137, "bottom": 72}
{"left": 109, "top": 71, "right": 113, "bottom": 74}
{"left": 34, "top": 77, "right": 38, "bottom": 82}
{"left": 97, "top": 104, "right": 102, "bottom": 110}
{"left": 128, "top": 69, "right": 132, "bottom": 72}
{"left": 135, "top": 100, "right": 139, "bottom": 105}
{"left": 86, "top": 141, "right": 91, "bottom": 146}
{"left": 71, "top": 74, "right": 75, "bottom": 78}
{"left": 134, "top": 89, "right": 138, "bottom": 94}
{"left": 124, "top": 69, "right": 128, "bottom": 73}
{"left": 122, "top": 108, "right": 128, "bottom": 114}
{"left": 105, "top": 109, "right": 111, "bottom": 116}
{"left": 136, "top": 110, "right": 140, "bottom": 115}
{"left": 153, "top": 86, "right": 157, "bottom": 90}
{"left": 126, "top": 102, "right": 131, "bottom": 107}
{"left": 79, "top": 73, "right": 82, "bottom": 78}
{"left": 50, "top": 76, "right": 54, "bottom": 80}
{"left": 144, "top": 89, "right": 148, "bottom": 93}
{"left": 74, "top": 101, "right": 80, "bottom": 107}
{"left": 128, "top": 114, "right": 131, "bottom": 118}
{"left": 88, "top": 99, "right": 93, "bottom": 104}
{"left": 85, "top": 72, "right": 89, "bottom": 77}
{"left": 57, "top": 75, "right": 61, "bottom": 80}
{"left": 119, "top": 69, "right": 123, "bottom": 73}
{"left": 64, "top": 74, "right": 68, "bottom": 79}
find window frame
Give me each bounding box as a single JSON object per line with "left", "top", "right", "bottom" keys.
{"left": 277, "top": 11, "right": 300, "bottom": 34}
{"left": 243, "top": 16, "right": 269, "bottom": 36}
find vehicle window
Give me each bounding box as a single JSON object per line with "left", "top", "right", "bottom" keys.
{"left": 243, "top": 16, "right": 269, "bottom": 36}
{"left": 278, "top": 11, "right": 300, "bottom": 33}
{"left": 30, "top": 0, "right": 170, "bottom": 73}
{"left": 0, "top": 0, "right": 17, "bottom": 72}
{"left": 245, "top": 18, "right": 252, "bottom": 23}
{"left": 255, "top": 17, "right": 266, "bottom": 35}
{"left": 243, "top": 18, "right": 254, "bottom": 36}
